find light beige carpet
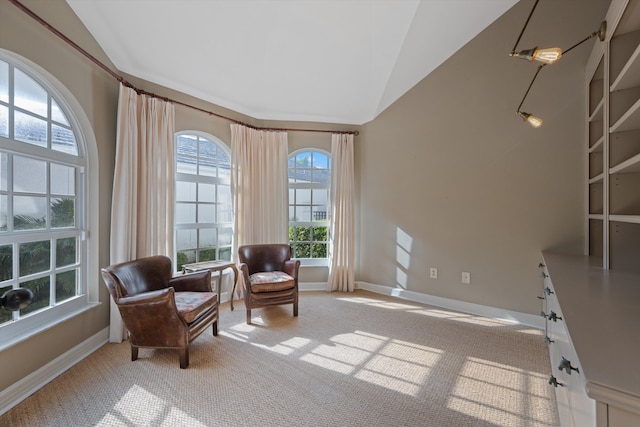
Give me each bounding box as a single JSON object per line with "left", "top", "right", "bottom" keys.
{"left": 1, "top": 290, "right": 559, "bottom": 427}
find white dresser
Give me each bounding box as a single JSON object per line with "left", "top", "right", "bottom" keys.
{"left": 541, "top": 252, "right": 640, "bottom": 427}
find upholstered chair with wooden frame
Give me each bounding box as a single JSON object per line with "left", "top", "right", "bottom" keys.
{"left": 238, "top": 244, "right": 300, "bottom": 324}
{"left": 101, "top": 255, "right": 218, "bottom": 369}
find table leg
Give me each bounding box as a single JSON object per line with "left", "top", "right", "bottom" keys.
{"left": 229, "top": 265, "right": 238, "bottom": 311}
{"left": 216, "top": 271, "right": 222, "bottom": 305}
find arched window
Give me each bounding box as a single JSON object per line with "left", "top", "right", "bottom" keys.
{"left": 174, "top": 131, "right": 232, "bottom": 271}
{"left": 288, "top": 149, "right": 331, "bottom": 265}
{"left": 0, "top": 51, "right": 92, "bottom": 346}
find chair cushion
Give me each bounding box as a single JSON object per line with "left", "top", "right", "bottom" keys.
{"left": 249, "top": 271, "right": 295, "bottom": 293}
{"left": 174, "top": 291, "right": 217, "bottom": 324}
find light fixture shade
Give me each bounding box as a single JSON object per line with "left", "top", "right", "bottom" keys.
{"left": 518, "top": 111, "right": 543, "bottom": 128}
{"left": 532, "top": 47, "right": 562, "bottom": 64}
{"left": 511, "top": 46, "right": 562, "bottom": 64}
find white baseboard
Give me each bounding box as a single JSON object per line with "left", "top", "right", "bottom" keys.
{"left": 0, "top": 327, "right": 109, "bottom": 416}
{"left": 299, "top": 282, "right": 328, "bottom": 292}
{"left": 355, "top": 281, "right": 545, "bottom": 329}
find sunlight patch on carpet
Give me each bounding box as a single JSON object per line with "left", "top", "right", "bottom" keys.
{"left": 101, "top": 385, "right": 207, "bottom": 427}
{"left": 336, "top": 296, "right": 421, "bottom": 310}
{"left": 415, "top": 308, "right": 518, "bottom": 328}
{"left": 301, "top": 330, "right": 443, "bottom": 396}
{"left": 448, "top": 357, "right": 556, "bottom": 426}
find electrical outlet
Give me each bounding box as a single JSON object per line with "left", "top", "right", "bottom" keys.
{"left": 462, "top": 272, "right": 471, "bottom": 284}
{"left": 430, "top": 267, "right": 438, "bottom": 279}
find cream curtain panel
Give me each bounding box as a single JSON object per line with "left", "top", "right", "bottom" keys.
{"left": 327, "top": 133, "right": 355, "bottom": 292}
{"left": 108, "top": 84, "right": 176, "bottom": 342}
{"left": 230, "top": 124, "right": 289, "bottom": 297}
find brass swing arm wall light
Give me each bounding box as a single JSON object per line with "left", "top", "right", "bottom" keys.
{"left": 510, "top": 0, "right": 607, "bottom": 127}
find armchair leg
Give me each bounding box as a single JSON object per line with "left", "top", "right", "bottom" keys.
{"left": 212, "top": 320, "right": 218, "bottom": 336}
{"left": 294, "top": 301, "right": 298, "bottom": 317}
{"left": 179, "top": 347, "right": 189, "bottom": 369}
{"left": 246, "top": 309, "right": 252, "bottom": 325}
{"left": 131, "top": 346, "right": 139, "bottom": 362}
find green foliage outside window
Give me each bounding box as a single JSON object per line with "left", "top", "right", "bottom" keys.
{"left": 0, "top": 212, "right": 78, "bottom": 326}
{"left": 289, "top": 226, "right": 328, "bottom": 258}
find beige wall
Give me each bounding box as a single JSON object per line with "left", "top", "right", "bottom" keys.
{"left": 0, "top": 0, "right": 610, "bottom": 395}
{"left": 357, "top": 0, "right": 610, "bottom": 314}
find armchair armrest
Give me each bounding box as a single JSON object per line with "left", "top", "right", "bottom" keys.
{"left": 118, "top": 287, "right": 175, "bottom": 307}
{"left": 238, "top": 263, "right": 251, "bottom": 289}
{"left": 169, "top": 270, "right": 212, "bottom": 292}
{"left": 282, "top": 259, "right": 300, "bottom": 279}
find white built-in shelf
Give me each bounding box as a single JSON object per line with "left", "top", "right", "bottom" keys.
{"left": 589, "top": 173, "right": 604, "bottom": 184}
{"left": 588, "top": 214, "right": 604, "bottom": 220}
{"left": 609, "top": 214, "right": 640, "bottom": 224}
{"left": 610, "top": 152, "right": 640, "bottom": 174}
{"left": 589, "top": 136, "right": 604, "bottom": 153}
{"left": 610, "top": 97, "right": 640, "bottom": 132}
{"left": 589, "top": 98, "right": 605, "bottom": 121}
{"left": 614, "top": 0, "right": 640, "bottom": 36}
{"left": 610, "top": 43, "right": 640, "bottom": 91}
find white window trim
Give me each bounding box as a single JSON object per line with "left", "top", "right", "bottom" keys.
{"left": 174, "top": 130, "right": 233, "bottom": 269}
{"left": 288, "top": 148, "right": 331, "bottom": 267}
{"left": 0, "top": 50, "right": 100, "bottom": 351}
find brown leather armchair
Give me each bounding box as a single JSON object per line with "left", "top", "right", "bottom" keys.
{"left": 238, "top": 244, "right": 300, "bottom": 324}
{"left": 101, "top": 255, "right": 218, "bottom": 368}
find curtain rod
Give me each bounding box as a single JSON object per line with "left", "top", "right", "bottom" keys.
{"left": 8, "top": 0, "right": 359, "bottom": 136}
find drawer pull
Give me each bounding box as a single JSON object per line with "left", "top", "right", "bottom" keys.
{"left": 541, "top": 311, "right": 562, "bottom": 322}
{"left": 538, "top": 287, "right": 554, "bottom": 300}
{"left": 558, "top": 357, "right": 580, "bottom": 375}
{"left": 544, "top": 336, "right": 555, "bottom": 344}
{"left": 540, "top": 272, "right": 549, "bottom": 279}
{"left": 538, "top": 263, "right": 545, "bottom": 268}
{"left": 548, "top": 311, "right": 562, "bottom": 322}
{"left": 548, "top": 375, "right": 564, "bottom": 387}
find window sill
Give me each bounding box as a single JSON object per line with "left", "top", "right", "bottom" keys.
{"left": 0, "top": 299, "right": 102, "bottom": 351}
{"left": 296, "top": 259, "right": 329, "bottom": 268}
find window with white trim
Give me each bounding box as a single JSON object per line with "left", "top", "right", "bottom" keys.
{"left": 174, "top": 132, "right": 232, "bottom": 271}
{"left": 288, "top": 149, "right": 330, "bottom": 265}
{"left": 0, "top": 53, "right": 88, "bottom": 336}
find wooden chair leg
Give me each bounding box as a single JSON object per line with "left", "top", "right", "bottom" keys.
{"left": 179, "top": 347, "right": 189, "bottom": 369}
{"left": 212, "top": 320, "right": 218, "bottom": 336}
{"left": 246, "top": 309, "right": 252, "bottom": 324}
{"left": 131, "top": 346, "right": 139, "bottom": 361}
{"left": 293, "top": 301, "right": 298, "bottom": 317}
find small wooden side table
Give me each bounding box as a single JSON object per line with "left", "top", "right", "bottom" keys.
{"left": 182, "top": 260, "right": 239, "bottom": 310}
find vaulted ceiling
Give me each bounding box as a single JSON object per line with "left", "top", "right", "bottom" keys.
{"left": 66, "top": 0, "right": 517, "bottom": 125}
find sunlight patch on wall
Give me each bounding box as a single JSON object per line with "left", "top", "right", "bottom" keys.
{"left": 447, "top": 357, "right": 555, "bottom": 426}
{"left": 395, "top": 227, "right": 413, "bottom": 289}
{"left": 102, "top": 384, "right": 207, "bottom": 426}
{"left": 396, "top": 268, "right": 408, "bottom": 288}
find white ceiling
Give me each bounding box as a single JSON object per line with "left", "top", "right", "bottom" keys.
{"left": 66, "top": 0, "right": 517, "bottom": 125}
